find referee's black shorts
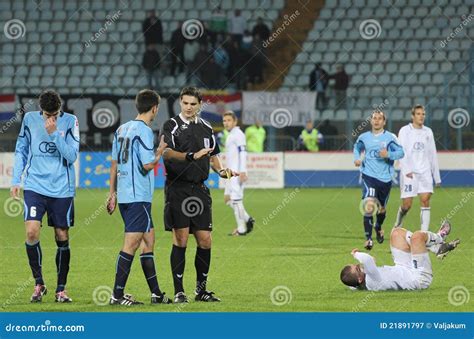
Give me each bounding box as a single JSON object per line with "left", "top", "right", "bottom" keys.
{"left": 164, "top": 180, "right": 213, "bottom": 233}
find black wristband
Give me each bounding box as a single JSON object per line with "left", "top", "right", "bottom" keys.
{"left": 186, "top": 152, "right": 195, "bottom": 162}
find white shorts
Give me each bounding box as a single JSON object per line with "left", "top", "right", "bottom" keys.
{"left": 224, "top": 176, "right": 244, "bottom": 200}
{"left": 400, "top": 171, "right": 434, "bottom": 199}
{"left": 391, "top": 247, "right": 433, "bottom": 289}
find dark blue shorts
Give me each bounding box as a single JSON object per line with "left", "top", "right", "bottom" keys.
{"left": 119, "top": 202, "right": 154, "bottom": 233}
{"left": 24, "top": 190, "right": 74, "bottom": 228}
{"left": 361, "top": 174, "right": 392, "bottom": 207}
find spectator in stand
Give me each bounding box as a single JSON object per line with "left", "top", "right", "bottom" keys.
{"left": 245, "top": 119, "right": 266, "bottom": 152}
{"left": 318, "top": 119, "right": 338, "bottom": 150}
{"left": 252, "top": 17, "right": 270, "bottom": 42}
{"left": 209, "top": 6, "right": 227, "bottom": 36}
{"left": 329, "top": 64, "right": 350, "bottom": 110}
{"left": 247, "top": 36, "right": 265, "bottom": 85}
{"left": 142, "top": 45, "right": 161, "bottom": 90}
{"left": 183, "top": 39, "right": 200, "bottom": 78}
{"left": 309, "top": 63, "right": 329, "bottom": 111}
{"left": 213, "top": 38, "right": 230, "bottom": 88}
{"left": 170, "top": 21, "right": 186, "bottom": 75}
{"left": 142, "top": 11, "right": 163, "bottom": 48}
{"left": 229, "top": 9, "right": 247, "bottom": 43}
{"left": 297, "top": 120, "right": 323, "bottom": 152}
{"left": 241, "top": 30, "right": 253, "bottom": 50}
{"left": 191, "top": 43, "right": 209, "bottom": 87}
{"left": 228, "top": 40, "right": 247, "bottom": 90}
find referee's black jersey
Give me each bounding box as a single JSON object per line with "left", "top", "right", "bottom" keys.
{"left": 162, "top": 114, "right": 220, "bottom": 184}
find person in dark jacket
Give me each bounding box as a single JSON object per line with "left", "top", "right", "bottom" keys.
{"left": 252, "top": 17, "right": 270, "bottom": 42}
{"left": 309, "top": 63, "right": 329, "bottom": 110}
{"left": 170, "top": 21, "right": 186, "bottom": 75}
{"left": 142, "top": 11, "right": 163, "bottom": 47}
{"left": 142, "top": 45, "right": 161, "bottom": 89}
{"left": 329, "top": 64, "right": 350, "bottom": 109}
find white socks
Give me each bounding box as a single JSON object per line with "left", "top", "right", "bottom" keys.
{"left": 420, "top": 207, "right": 430, "bottom": 231}
{"left": 228, "top": 200, "right": 250, "bottom": 234}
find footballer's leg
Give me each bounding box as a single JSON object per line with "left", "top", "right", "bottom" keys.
{"left": 110, "top": 232, "right": 144, "bottom": 305}
{"left": 194, "top": 230, "right": 220, "bottom": 302}
{"left": 361, "top": 177, "right": 374, "bottom": 250}
{"left": 419, "top": 193, "right": 431, "bottom": 231}
{"left": 395, "top": 198, "right": 412, "bottom": 228}
{"left": 54, "top": 227, "right": 72, "bottom": 302}
{"left": 24, "top": 190, "right": 48, "bottom": 302}
{"left": 171, "top": 228, "right": 189, "bottom": 303}
{"left": 374, "top": 181, "right": 391, "bottom": 244}
{"left": 47, "top": 195, "right": 74, "bottom": 302}
{"left": 140, "top": 229, "right": 171, "bottom": 304}
{"left": 25, "top": 220, "right": 46, "bottom": 302}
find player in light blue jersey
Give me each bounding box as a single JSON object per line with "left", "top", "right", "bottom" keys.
{"left": 353, "top": 111, "right": 404, "bottom": 250}
{"left": 10, "top": 90, "right": 79, "bottom": 303}
{"left": 106, "top": 90, "right": 171, "bottom": 306}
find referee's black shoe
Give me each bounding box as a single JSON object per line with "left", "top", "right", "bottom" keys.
{"left": 246, "top": 217, "right": 255, "bottom": 234}
{"left": 173, "top": 292, "right": 189, "bottom": 304}
{"left": 195, "top": 290, "right": 221, "bottom": 302}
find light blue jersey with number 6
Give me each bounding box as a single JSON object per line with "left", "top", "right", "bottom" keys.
{"left": 112, "top": 120, "right": 155, "bottom": 203}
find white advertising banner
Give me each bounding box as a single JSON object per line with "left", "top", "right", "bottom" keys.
{"left": 242, "top": 91, "right": 316, "bottom": 127}
{"left": 0, "top": 152, "right": 14, "bottom": 188}
{"left": 219, "top": 152, "right": 284, "bottom": 189}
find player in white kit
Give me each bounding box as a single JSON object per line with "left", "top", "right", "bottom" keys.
{"left": 395, "top": 105, "right": 441, "bottom": 232}
{"left": 340, "top": 220, "right": 460, "bottom": 291}
{"left": 222, "top": 111, "right": 255, "bottom": 236}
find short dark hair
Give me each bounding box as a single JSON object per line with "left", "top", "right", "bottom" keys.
{"left": 340, "top": 265, "right": 360, "bottom": 287}
{"left": 135, "top": 89, "right": 160, "bottom": 114}
{"left": 180, "top": 87, "right": 202, "bottom": 102}
{"left": 39, "top": 90, "right": 62, "bottom": 113}
{"left": 411, "top": 104, "right": 425, "bottom": 115}
{"left": 223, "top": 110, "right": 237, "bottom": 120}
{"left": 371, "top": 110, "right": 386, "bottom": 121}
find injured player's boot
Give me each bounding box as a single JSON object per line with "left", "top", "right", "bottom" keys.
{"left": 436, "top": 239, "right": 460, "bottom": 260}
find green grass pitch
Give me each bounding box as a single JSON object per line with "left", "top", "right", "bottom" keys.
{"left": 0, "top": 187, "right": 472, "bottom": 312}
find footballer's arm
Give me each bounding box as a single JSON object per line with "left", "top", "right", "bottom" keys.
{"left": 107, "top": 160, "right": 118, "bottom": 214}
{"left": 46, "top": 117, "right": 79, "bottom": 163}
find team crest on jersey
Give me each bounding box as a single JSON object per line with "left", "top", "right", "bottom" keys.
{"left": 59, "top": 130, "right": 65, "bottom": 137}
{"left": 204, "top": 138, "right": 210, "bottom": 148}
{"left": 413, "top": 142, "right": 425, "bottom": 151}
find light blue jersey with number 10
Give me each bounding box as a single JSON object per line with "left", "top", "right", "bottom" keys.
{"left": 112, "top": 120, "right": 155, "bottom": 204}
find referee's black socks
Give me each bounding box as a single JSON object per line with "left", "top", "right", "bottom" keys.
{"left": 140, "top": 252, "right": 162, "bottom": 295}
{"left": 170, "top": 245, "right": 186, "bottom": 294}
{"left": 25, "top": 241, "right": 44, "bottom": 285}
{"left": 195, "top": 247, "right": 211, "bottom": 294}
{"left": 113, "top": 251, "right": 134, "bottom": 299}
{"left": 55, "top": 239, "right": 70, "bottom": 292}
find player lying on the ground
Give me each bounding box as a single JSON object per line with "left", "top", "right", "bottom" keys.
{"left": 11, "top": 90, "right": 79, "bottom": 303}
{"left": 222, "top": 111, "right": 255, "bottom": 236}
{"left": 340, "top": 220, "right": 460, "bottom": 291}
{"left": 395, "top": 105, "right": 441, "bottom": 232}
{"left": 353, "top": 110, "right": 404, "bottom": 250}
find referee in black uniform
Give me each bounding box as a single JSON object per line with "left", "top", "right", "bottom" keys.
{"left": 161, "top": 87, "right": 237, "bottom": 303}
